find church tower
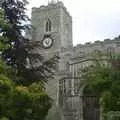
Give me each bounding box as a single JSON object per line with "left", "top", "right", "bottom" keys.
{"left": 31, "top": 1, "right": 73, "bottom": 120}
{"left": 32, "top": 1, "right": 73, "bottom": 55}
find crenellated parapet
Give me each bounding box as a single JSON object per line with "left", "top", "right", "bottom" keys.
{"left": 32, "top": 1, "right": 72, "bottom": 18}
{"left": 75, "top": 35, "right": 120, "bottom": 48}
{"left": 73, "top": 35, "right": 120, "bottom": 59}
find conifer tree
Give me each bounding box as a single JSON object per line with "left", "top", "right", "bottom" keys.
{"left": 0, "top": 0, "right": 59, "bottom": 85}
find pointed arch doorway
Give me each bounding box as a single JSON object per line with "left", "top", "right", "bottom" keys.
{"left": 82, "top": 86, "right": 100, "bottom": 120}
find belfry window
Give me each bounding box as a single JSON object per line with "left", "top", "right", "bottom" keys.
{"left": 46, "top": 19, "right": 52, "bottom": 32}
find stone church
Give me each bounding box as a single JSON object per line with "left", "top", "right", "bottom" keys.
{"left": 30, "top": 1, "right": 120, "bottom": 120}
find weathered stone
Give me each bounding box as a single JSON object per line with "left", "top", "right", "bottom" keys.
{"left": 30, "top": 1, "right": 120, "bottom": 120}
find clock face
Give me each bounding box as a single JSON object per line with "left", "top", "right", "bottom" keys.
{"left": 42, "top": 37, "right": 53, "bottom": 49}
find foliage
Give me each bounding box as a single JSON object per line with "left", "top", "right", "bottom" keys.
{"left": 0, "top": 0, "right": 59, "bottom": 86}
{"left": 0, "top": 117, "right": 9, "bottom": 120}
{"left": 0, "top": 60, "right": 52, "bottom": 120}
{"left": 10, "top": 83, "right": 52, "bottom": 120}
{"left": 102, "top": 111, "right": 120, "bottom": 120}
{"left": 81, "top": 51, "right": 120, "bottom": 112}
{"left": 0, "top": 5, "right": 53, "bottom": 120}
{"left": 0, "top": 9, "right": 11, "bottom": 51}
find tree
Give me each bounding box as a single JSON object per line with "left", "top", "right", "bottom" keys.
{"left": 0, "top": 6, "right": 53, "bottom": 120}
{"left": 0, "top": 63, "right": 52, "bottom": 120}
{"left": 0, "top": 0, "right": 59, "bottom": 85}
{"left": 9, "top": 82, "right": 52, "bottom": 120}
{"left": 0, "top": 51, "right": 52, "bottom": 119}
{"left": 0, "top": 8, "right": 11, "bottom": 52}
{"left": 81, "top": 52, "right": 120, "bottom": 112}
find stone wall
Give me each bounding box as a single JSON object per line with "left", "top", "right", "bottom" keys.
{"left": 31, "top": 1, "right": 120, "bottom": 120}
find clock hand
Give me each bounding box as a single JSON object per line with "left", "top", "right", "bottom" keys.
{"left": 45, "top": 40, "right": 50, "bottom": 45}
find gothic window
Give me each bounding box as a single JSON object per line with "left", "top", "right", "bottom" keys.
{"left": 46, "top": 19, "right": 52, "bottom": 32}
{"left": 66, "top": 62, "right": 70, "bottom": 71}
{"left": 58, "top": 80, "right": 64, "bottom": 107}
{"left": 63, "top": 80, "right": 66, "bottom": 94}
{"left": 107, "top": 47, "right": 115, "bottom": 56}
{"left": 68, "top": 79, "right": 72, "bottom": 95}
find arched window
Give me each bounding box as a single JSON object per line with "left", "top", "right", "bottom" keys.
{"left": 46, "top": 19, "right": 52, "bottom": 32}
{"left": 107, "top": 47, "right": 115, "bottom": 56}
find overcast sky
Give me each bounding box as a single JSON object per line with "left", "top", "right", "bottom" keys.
{"left": 27, "top": 0, "right": 120, "bottom": 45}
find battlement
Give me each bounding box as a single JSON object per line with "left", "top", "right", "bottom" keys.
{"left": 32, "top": 1, "right": 71, "bottom": 18}
{"left": 74, "top": 35, "right": 120, "bottom": 49}
{"left": 32, "top": 1, "right": 63, "bottom": 11}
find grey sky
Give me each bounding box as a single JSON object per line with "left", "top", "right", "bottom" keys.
{"left": 28, "top": 0, "right": 120, "bottom": 45}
